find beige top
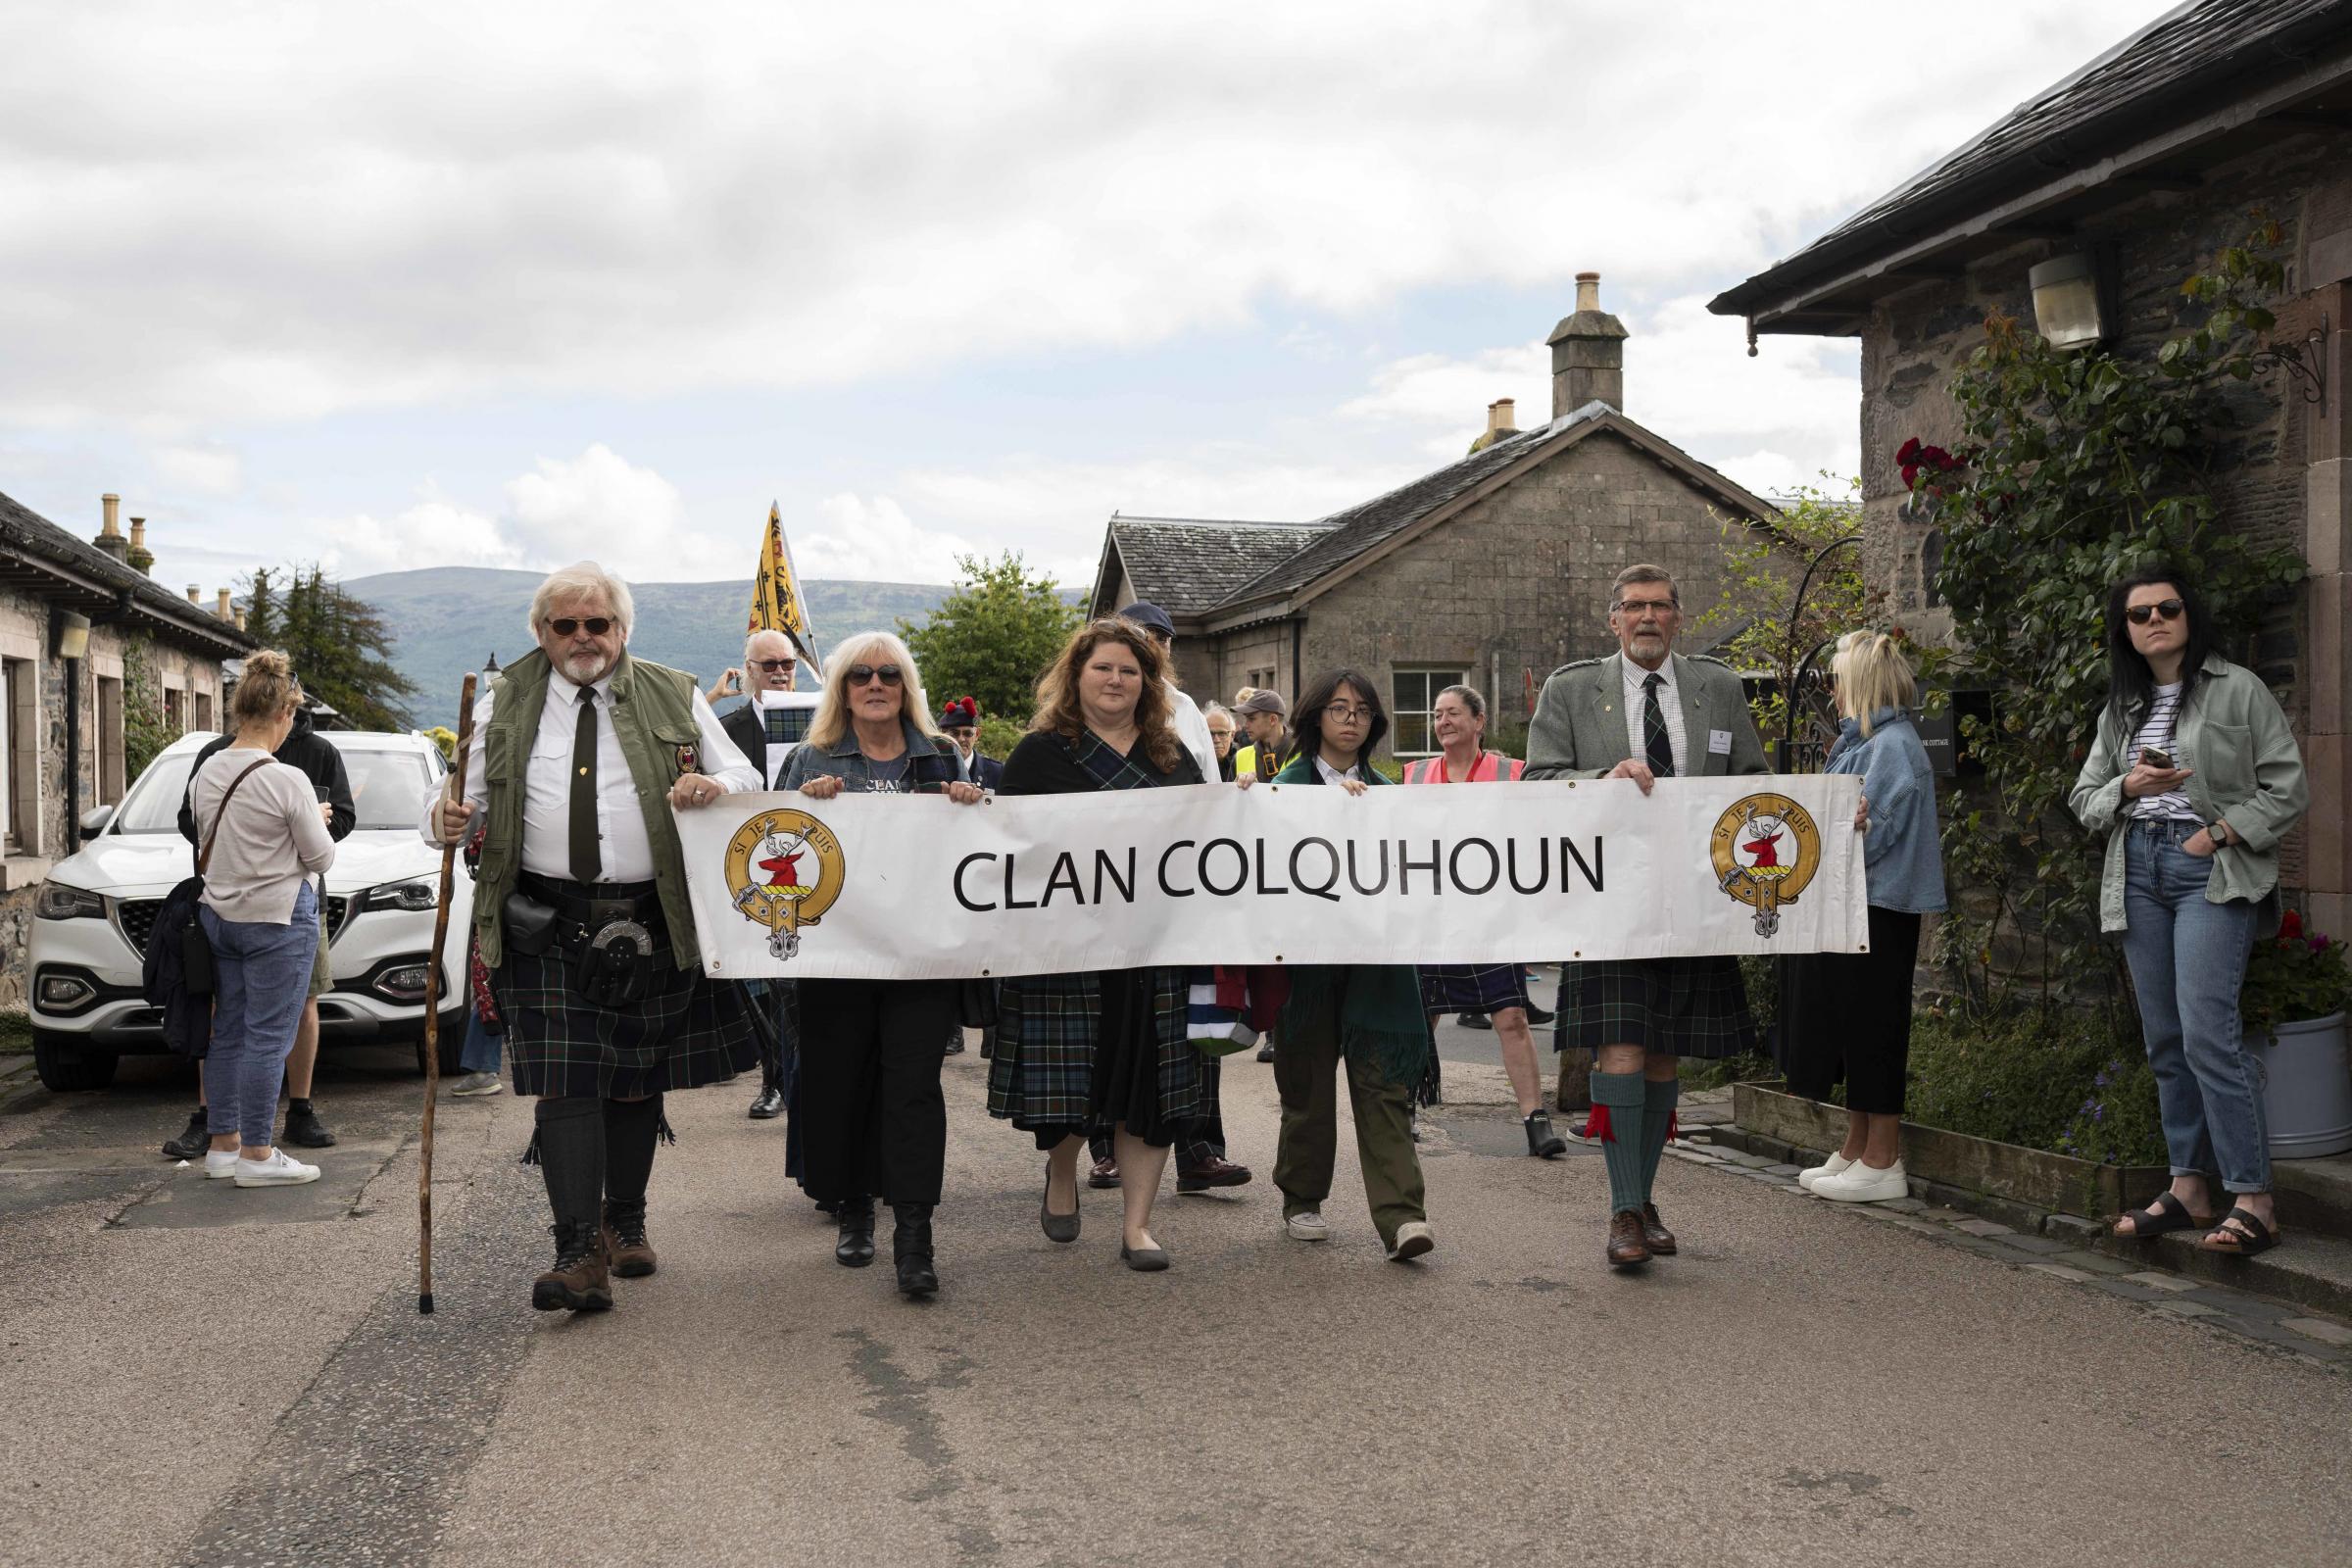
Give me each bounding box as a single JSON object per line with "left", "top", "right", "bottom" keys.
{"left": 191, "top": 747, "right": 337, "bottom": 923}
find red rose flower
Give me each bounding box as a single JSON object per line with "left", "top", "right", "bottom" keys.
{"left": 2280, "top": 909, "right": 2304, "bottom": 940}
{"left": 1896, "top": 437, "right": 1923, "bottom": 465}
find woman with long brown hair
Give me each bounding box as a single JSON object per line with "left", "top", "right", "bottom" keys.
{"left": 986, "top": 618, "right": 1207, "bottom": 1270}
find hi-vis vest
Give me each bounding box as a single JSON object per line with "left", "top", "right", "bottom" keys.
{"left": 1401, "top": 752, "right": 1523, "bottom": 784}
{"left": 472, "top": 649, "right": 710, "bottom": 971}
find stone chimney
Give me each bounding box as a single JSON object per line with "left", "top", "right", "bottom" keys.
{"left": 1487, "top": 398, "right": 1517, "bottom": 437}
{"left": 94, "top": 493, "right": 130, "bottom": 563}
{"left": 1546, "top": 270, "right": 1629, "bottom": 417}
{"left": 126, "top": 516, "right": 154, "bottom": 575}
{"left": 235, "top": 609, "right": 248, "bottom": 632}
{"left": 187, "top": 584, "right": 201, "bottom": 604}
{"left": 217, "top": 589, "right": 233, "bottom": 619}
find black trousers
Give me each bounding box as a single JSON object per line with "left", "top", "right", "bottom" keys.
{"left": 796, "top": 978, "right": 954, "bottom": 1205}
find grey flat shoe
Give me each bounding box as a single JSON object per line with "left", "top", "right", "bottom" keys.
{"left": 1119, "top": 1243, "right": 1170, "bottom": 1272}
{"left": 1040, "top": 1166, "right": 1080, "bottom": 1244}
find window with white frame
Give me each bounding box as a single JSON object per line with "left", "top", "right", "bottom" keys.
{"left": 1390, "top": 667, "right": 1466, "bottom": 757}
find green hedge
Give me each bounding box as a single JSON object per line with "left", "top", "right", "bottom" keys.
{"left": 1905, "top": 1004, "right": 2166, "bottom": 1166}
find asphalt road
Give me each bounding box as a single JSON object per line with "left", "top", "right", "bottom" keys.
{"left": 4, "top": 1029, "right": 2350, "bottom": 1568}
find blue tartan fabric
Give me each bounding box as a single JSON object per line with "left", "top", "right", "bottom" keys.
{"left": 1564, "top": 956, "right": 1755, "bottom": 1059}
{"left": 762, "top": 705, "right": 811, "bottom": 747}
{"left": 1417, "top": 963, "right": 1532, "bottom": 1014}
{"left": 985, "top": 968, "right": 1200, "bottom": 1132}
{"left": 497, "top": 930, "right": 760, "bottom": 1100}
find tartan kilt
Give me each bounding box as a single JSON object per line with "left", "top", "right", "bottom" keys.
{"left": 1417, "top": 963, "right": 1531, "bottom": 1015}
{"left": 1564, "top": 956, "right": 1756, "bottom": 1060}
{"left": 495, "top": 940, "right": 760, "bottom": 1100}
{"left": 986, "top": 967, "right": 1201, "bottom": 1132}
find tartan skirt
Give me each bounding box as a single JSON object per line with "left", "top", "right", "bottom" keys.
{"left": 1562, "top": 956, "right": 1756, "bottom": 1059}
{"left": 1418, "top": 963, "right": 1531, "bottom": 1015}
{"left": 496, "top": 938, "right": 760, "bottom": 1101}
{"left": 986, "top": 966, "right": 1202, "bottom": 1142}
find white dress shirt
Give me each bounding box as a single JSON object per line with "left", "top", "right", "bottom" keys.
{"left": 1620, "top": 655, "right": 1689, "bottom": 776}
{"left": 423, "top": 662, "right": 758, "bottom": 883}
{"left": 1312, "top": 755, "right": 1363, "bottom": 787}
{"left": 1166, "top": 683, "right": 1219, "bottom": 784}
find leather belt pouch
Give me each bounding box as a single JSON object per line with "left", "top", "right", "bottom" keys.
{"left": 504, "top": 892, "right": 564, "bottom": 956}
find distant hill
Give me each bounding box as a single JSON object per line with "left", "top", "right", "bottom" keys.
{"left": 347, "top": 567, "right": 962, "bottom": 727}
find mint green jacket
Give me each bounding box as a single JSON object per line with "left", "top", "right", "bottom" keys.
{"left": 2068, "top": 654, "right": 2308, "bottom": 933}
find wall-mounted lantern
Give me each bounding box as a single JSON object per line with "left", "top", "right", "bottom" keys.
{"left": 2029, "top": 252, "right": 2110, "bottom": 351}
{"left": 51, "top": 611, "right": 91, "bottom": 661}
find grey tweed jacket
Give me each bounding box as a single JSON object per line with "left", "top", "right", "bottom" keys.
{"left": 1522, "top": 652, "right": 1768, "bottom": 780}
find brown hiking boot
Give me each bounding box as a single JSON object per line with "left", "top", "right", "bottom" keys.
{"left": 603, "top": 1200, "right": 658, "bottom": 1279}
{"left": 1605, "top": 1208, "right": 1651, "bottom": 1270}
{"left": 532, "top": 1222, "right": 613, "bottom": 1312}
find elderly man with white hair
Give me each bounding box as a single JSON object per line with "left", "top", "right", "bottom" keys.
{"left": 425, "top": 561, "right": 760, "bottom": 1314}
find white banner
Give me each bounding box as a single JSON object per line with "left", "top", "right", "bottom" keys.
{"left": 675, "top": 774, "right": 1868, "bottom": 980}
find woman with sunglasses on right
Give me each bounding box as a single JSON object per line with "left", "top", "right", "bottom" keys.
{"left": 2070, "top": 568, "right": 2307, "bottom": 1256}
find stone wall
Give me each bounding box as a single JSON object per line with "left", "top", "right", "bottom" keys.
{"left": 1852, "top": 125, "right": 2352, "bottom": 922}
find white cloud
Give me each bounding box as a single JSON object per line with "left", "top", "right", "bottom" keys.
{"left": 798, "top": 493, "right": 984, "bottom": 586}
{"left": 150, "top": 444, "right": 243, "bottom": 496}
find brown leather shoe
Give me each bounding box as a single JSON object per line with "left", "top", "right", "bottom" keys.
{"left": 1605, "top": 1208, "right": 1651, "bottom": 1269}
{"left": 603, "top": 1201, "right": 658, "bottom": 1278}
{"left": 1641, "top": 1203, "right": 1677, "bottom": 1255}
{"left": 532, "top": 1223, "right": 613, "bottom": 1312}
{"left": 1177, "top": 1156, "right": 1252, "bottom": 1193}
{"left": 1087, "top": 1157, "right": 1120, "bottom": 1189}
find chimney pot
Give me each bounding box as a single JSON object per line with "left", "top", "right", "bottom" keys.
{"left": 1546, "top": 270, "right": 1630, "bottom": 417}
{"left": 101, "top": 494, "right": 122, "bottom": 536}
{"left": 187, "top": 584, "right": 201, "bottom": 604}
{"left": 1575, "top": 271, "right": 1601, "bottom": 313}
{"left": 235, "top": 609, "right": 248, "bottom": 632}
{"left": 1486, "top": 398, "right": 1518, "bottom": 437}
{"left": 217, "top": 588, "right": 232, "bottom": 618}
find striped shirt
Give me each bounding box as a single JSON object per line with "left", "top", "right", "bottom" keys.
{"left": 2129, "top": 682, "right": 2197, "bottom": 820}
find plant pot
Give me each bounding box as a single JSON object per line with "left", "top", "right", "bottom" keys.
{"left": 2249, "top": 1010, "right": 2352, "bottom": 1160}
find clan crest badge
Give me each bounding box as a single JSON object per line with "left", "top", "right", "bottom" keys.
{"left": 723, "top": 808, "right": 847, "bottom": 959}
{"left": 1710, "top": 793, "right": 1822, "bottom": 937}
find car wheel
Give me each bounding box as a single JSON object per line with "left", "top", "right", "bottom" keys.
{"left": 414, "top": 1027, "right": 466, "bottom": 1079}
{"left": 32, "top": 1031, "right": 120, "bottom": 1092}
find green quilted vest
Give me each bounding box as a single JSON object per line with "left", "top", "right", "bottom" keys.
{"left": 472, "top": 648, "right": 710, "bottom": 971}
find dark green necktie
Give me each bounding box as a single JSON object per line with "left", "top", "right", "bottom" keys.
{"left": 1642, "top": 672, "right": 1675, "bottom": 778}
{"left": 571, "top": 688, "right": 602, "bottom": 882}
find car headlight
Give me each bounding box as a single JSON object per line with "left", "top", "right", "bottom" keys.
{"left": 361, "top": 878, "right": 438, "bottom": 913}
{"left": 35, "top": 883, "right": 105, "bottom": 920}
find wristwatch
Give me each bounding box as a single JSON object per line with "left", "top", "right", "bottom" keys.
{"left": 2208, "top": 818, "right": 2230, "bottom": 846}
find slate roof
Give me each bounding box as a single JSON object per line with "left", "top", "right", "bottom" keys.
{"left": 0, "top": 488, "right": 255, "bottom": 654}
{"left": 1104, "top": 517, "right": 1334, "bottom": 614}
{"left": 1712, "top": 0, "right": 2352, "bottom": 319}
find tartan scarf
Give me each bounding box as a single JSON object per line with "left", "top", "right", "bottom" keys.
{"left": 1068, "top": 729, "right": 1164, "bottom": 791}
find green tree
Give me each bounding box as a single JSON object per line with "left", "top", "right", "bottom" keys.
{"left": 1685, "top": 477, "right": 1880, "bottom": 767}
{"left": 1930, "top": 218, "right": 2306, "bottom": 1012}
{"left": 900, "top": 552, "right": 1082, "bottom": 725}
{"left": 237, "top": 563, "right": 422, "bottom": 730}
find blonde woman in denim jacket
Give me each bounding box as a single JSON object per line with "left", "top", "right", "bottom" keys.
{"left": 2070, "top": 569, "right": 2308, "bottom": 1257}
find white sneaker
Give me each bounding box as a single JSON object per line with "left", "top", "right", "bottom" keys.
{"left": 202, "top": 1150, "right": 240, "bottom": 1180}
{"left": 1385, "top": 1219, "right": 1436, "bottom": 1261}
{"left": 231, "top": 1149, "right": 321, "bottom": 1188}
{"left": 1814, "top": 1158, "right": 1908, "bottom": 1202}
{"left": 1285, "top": 1209, "right": 1331, "bottom": 1242}
{"left": 449, "top": 1071, "right": 505, "bottom": 1098}
{"left": 1797, "top": 1152, "right": 1856, "bottom": 1192}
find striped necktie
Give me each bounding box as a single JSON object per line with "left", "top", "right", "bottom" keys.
{"left": 1642, "top": 672, "right": 1674, "bottom": 778}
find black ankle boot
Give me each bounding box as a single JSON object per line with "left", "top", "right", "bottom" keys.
{"left": 892, "top": 1202, "right": 937, "bottom": 1298}
{"left": 1524, "top": 1110, "right": 1568, "bottom": 1158}
{"left": 835, "top": 1198, "right": 876, "bottom": 1267}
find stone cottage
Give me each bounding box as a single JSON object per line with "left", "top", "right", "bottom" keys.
{"left": 1708, "top": 0, "right": 2352, "bottom": 932}
{"left": 0, "top": 490, "right": 253, "bottom": 1004}
{"left": 1089, "top": 275, "right": 1785, "bottom": 758}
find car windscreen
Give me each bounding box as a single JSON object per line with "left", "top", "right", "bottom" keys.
{"left": 338, "top": 749, "right": 436, "bottom": 830}
{"left": 109, "top": 752, "right": 201, "bottom": 833}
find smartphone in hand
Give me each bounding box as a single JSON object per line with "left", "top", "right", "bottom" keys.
{"left": 2138, "top": 747, "right": 2174, "bottom": 770}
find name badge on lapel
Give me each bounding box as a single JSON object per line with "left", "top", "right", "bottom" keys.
{"left": 1707, "top": 729, "right": 1734, "bottom": 757}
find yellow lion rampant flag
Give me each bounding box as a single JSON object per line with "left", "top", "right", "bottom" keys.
{"left": 749, "top": 501, "right": 822, "bottom": 676}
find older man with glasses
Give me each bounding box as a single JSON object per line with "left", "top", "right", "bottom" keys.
{"left": 1524, "top": 563, "right": 1771, "bottom": 1271}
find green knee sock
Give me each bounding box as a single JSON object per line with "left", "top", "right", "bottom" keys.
{"left": 1590, "top": 1071, "right": 1648, "bottom": 1215}
{"left": 1640, "top": 1077, "right": 1680, "bottom": 1206}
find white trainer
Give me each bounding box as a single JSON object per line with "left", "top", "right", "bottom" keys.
{"left": 231, "top": 1149, "right": 321, "bottom": 1188}
{"left": 1385, "top": 1220, "right": 1437, "bottom": 1261}
{"left": 1796, "top": 1152, "right": 1856, "bottom": 1192}
{"left": 449, "top": 1071, "right": 505, "bottom": 1098}
{"left": 202, "top": 1150, "right": 240, "bottom": 1180}
{"left": 1814, "top": 1158, "right": 1908, "bottom": 1202}
{"left": 1285, "top": 1209, "right": 1331, "bottom": 1242}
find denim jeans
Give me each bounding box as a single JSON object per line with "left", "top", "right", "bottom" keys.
{"left": 2119, "top": 820, "right": 2268, "bottom": 1192}
{"left": 200, "top": 882, "right": 320, "bottom": 1148}
{"left": 458, "top": 1005, "right": 503, "bottom": 1075}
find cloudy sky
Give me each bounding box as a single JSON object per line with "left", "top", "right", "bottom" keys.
{"left": 0, "top": 1, "right": 2179, "bottom": 596}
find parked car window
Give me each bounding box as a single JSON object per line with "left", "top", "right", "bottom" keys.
{"left": 109, "top": 752, "right": 200, "bottom": 834}
{"left": 337, "top": 749, "right": 436, "bottom": 830}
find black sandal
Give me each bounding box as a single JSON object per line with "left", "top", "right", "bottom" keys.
{"left": 2112, "top": 1191, "right": 2214, "bottom": 1239}
{"left": 2198, "top": 1206, "right": 2279, "bottom": 1256}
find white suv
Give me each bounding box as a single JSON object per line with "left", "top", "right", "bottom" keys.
{"left": 26, "top": 728, "right": 473, "bottom": 1092}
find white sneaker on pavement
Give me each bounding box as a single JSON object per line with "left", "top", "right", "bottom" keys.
{"left": 1285, "top": 1209, "right": 1331, "bottom": 1242}
{"left": 202, "top": 1150, "right": 240, "bottom": 1179}
{"left": 449, "top": 1071, "right": 505, "bottom": 1098}
{"left": 1814, "top": 1158, "right": 1908, "bottom": 1202}
{"left": 1385, "top": 1219, "right": 1436, "bottom": 1261}
{"left": 231, "top": 1149, "right": 321, "bottom": 1188}
{"left": 1796, "top": 1152, "right": 1856, "bottom": 1192}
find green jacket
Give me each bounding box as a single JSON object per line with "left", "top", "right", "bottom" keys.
{"left": 2069, "top": 654, "right": 2308, "bottom": 934}
{"left": 473, "top": 648, "right": 711, "bottom": 970}
{"left": 1522, "top": 652, "right": 1769, "bottom": 779}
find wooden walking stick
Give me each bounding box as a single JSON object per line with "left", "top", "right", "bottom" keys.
{"left": 418, "top": 672, "right": 478, "bottom": 1314}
